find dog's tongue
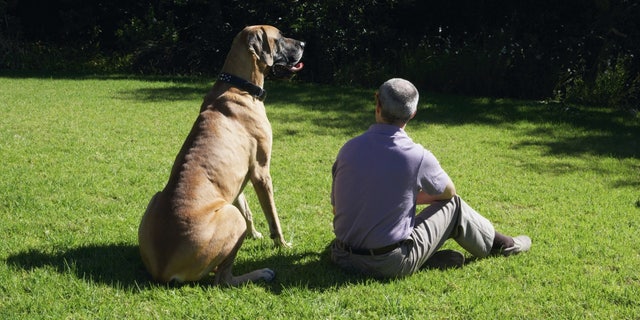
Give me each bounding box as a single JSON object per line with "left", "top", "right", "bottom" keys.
{"left": 290, "top": 62, "right": 304, "bottom": 72}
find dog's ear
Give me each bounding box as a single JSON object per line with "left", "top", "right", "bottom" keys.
{"left": 248, "top": 27, "right": 275, "bottom": 67}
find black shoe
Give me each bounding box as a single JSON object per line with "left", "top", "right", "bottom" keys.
{"left": 423, "top": 250, "right": 465, "bottom": 270}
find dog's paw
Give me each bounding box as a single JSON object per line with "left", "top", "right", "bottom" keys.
{"left": 249, "top": 229, "right": 264, "bottom": 239}
{"left": 273, "top": 238, "right": 292, "bottom": 248}
{"left": 260, "top": 268, "right": 276, "bottom": 282}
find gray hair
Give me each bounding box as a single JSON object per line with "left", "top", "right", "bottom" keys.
{"left": 378, "top": 78, "right": 419, "bottom": 123}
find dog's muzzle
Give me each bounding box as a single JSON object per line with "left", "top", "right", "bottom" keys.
{"left": 271, "top": 40, "right": 305, "bottom": 79}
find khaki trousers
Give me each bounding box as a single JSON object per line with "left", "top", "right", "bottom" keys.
{"left": 331, "top": 196, "right": 495, "bottom": 278}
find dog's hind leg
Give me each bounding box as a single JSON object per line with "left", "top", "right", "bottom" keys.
{"left": 206, "top": 204, "right": 274, "bottom": 286}
{"left": 234, "top": 192, "right": 263, "bottom": 239}
{"left": 213, "top": 235, "right": 275, "bottom": 286}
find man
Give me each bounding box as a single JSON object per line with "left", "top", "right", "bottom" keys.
{"left": 330, "top": 78, "right": 531, "bottom": 278}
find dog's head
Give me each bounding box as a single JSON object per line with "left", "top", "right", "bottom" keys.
{"left": 243, "top": 25, "right": 305, "bottom": 79}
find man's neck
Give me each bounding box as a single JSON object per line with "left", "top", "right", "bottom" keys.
{"left": 375, "top": 120, "right": 407, "bottom": 130}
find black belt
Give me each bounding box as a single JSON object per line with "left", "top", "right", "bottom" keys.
{"left": 335, "top": 240, "right": 403, "bottom": 256}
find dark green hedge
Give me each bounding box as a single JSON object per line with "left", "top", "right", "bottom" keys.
{"left": 1, "top": 0, "right": 638, "bottom": 108}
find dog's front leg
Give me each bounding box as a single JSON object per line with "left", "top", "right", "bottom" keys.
{"left": 251, "top": 169, "right": 290, "bottom": 247}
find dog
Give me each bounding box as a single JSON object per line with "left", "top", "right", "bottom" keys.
{"left": 138, "top": 25, "right": 304, "bottom": 285}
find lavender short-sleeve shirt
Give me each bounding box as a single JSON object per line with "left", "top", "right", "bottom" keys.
{"left": 331, "top": 124, "right": 451, "bottom": 249}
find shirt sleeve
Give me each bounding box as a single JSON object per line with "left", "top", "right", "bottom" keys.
{"left": 417, "top": 149, "right": 451, "bottom": 195}
{"left": 330, "top": 160, "right": 337, "bottom": 206}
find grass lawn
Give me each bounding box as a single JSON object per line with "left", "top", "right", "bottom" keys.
{"left": 0, "top": 73, "right": 638, "bottom": 319}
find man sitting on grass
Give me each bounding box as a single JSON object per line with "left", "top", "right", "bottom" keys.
{"left": 329, "top": 78, "right": 531, "bottom": 278}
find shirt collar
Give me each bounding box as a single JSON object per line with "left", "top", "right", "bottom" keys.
{"left": 368, "top": 123, "right": 406, "bottom": 135}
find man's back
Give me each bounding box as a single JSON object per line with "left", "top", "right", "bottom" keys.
{"left": 331, "top": 124, "right": 425, "bottom": 249}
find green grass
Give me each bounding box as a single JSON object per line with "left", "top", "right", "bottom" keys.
{"left": 1, "top": 73, "right": 639, "bottom": 319}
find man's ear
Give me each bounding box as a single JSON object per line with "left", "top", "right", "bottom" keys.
{"left": 248, "top": 27, "right": 274, "bottom": 66}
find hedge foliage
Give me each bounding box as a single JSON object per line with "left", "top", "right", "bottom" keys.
{"left": 1, "top": 0, "right": 638, "bottom": 108}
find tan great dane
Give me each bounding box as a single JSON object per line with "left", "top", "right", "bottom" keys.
{"left": 138, "top": 25, "right": 304, "bottom": 285}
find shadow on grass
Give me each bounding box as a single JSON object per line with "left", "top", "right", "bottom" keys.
{"left": 232, "top": 244, "right": 376, "bottom": 293}
{"left": 119, "top": 86, "right": 209, "bottom": 102}
{"left": 4, "top": 72, "right": 637, "bottom": 160}
{"left": 417, "top": 94, "right": 639, "bottom": 159}
{"left": 235, "top": 244, "right": 480, "bottom": 294}
{"left": 4, "top": 242, "right": 383, "bottom": 292}
{"left": 5, "top": 244, "right": 150, "bottom": 289}
{"left": 6, "top": 241, "right": 475, "bottom": 293}
{"left": 116, "top": 78, "right": 639, "bottom": 160}
{"left": 115, "top": 79, "right": 374, "bottom": 136}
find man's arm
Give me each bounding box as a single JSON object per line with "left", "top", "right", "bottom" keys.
{"left": 416, "top": 179, "right": 456, "bottom": 205}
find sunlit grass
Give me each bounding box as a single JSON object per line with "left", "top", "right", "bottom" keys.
{"left": 1, "top": 74, "right": 638, "bottom": 318}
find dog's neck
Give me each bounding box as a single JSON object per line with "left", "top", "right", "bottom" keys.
{"left": 218, "top": 72, "right": 267, "bottom": 101}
